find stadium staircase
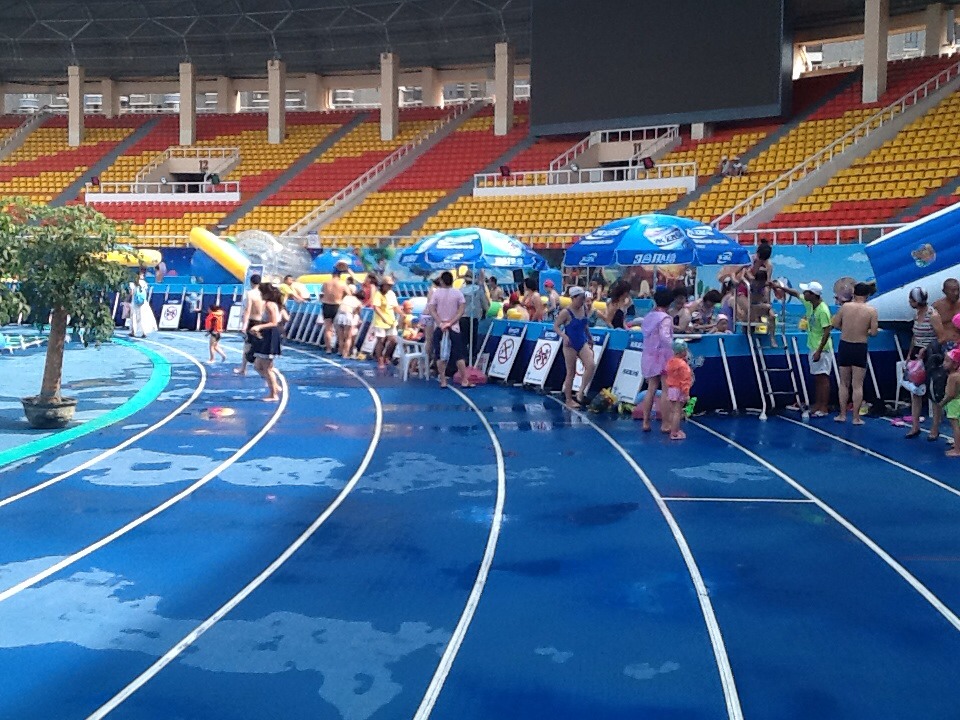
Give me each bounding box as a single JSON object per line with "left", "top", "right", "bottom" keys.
{"left": 894, "top": 176, "right": 960, "bottom": 222}
{"left": 697, "top": 54, "right": 960, "bottom": 232}
{"left": 0, "top": 113, "right": 47, "bottom": 162}
{"left": 52, "top": 117, "right": 163, "bottom": 206}
{"left": 663, "top": 71, "right": 861, "bottom": 216}
{"left": 0, "top": 115, "right": 147, "bottom": 204}
{"left": 276, "top": 101, "right": 487, "bottom": 240}
{"left": 759, "top": 78, "right": 960, "bottom": 230}
{"left": 217, "top": 112, "right": 370, "bottom": 230}
{"left": 393, "top": 131, "right": 538, "bottom": 237}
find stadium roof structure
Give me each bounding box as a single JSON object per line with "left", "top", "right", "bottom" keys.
{"left": 0, "top": 0, "right": 957, "bottom": 83}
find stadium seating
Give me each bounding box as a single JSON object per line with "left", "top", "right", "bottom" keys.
{"left": 762, "top": 88, "right": 960, "bottom": 230}
{"left": 677, "top": 55, "right": 960, "bottom": 225}
{"left": 226, "top": 107, "right": 450, "bottom": 238}
{"left": 320, "top": 103, "right": 530, "bottom": 238}
{"left": 0, "top": 115, "right": 144, "bottom": 204}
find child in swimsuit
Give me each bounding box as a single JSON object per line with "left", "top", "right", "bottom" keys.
{"left": 940, "top": 348, "right": 960, "bottom": 458}
{"left": 664, "top": 339, "right": 693, "bottom": 441}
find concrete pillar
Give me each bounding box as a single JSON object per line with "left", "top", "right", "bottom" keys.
{"left": 862, "top": 0, "right": 889, "bottom": 103}
{"left": 494, "top": 42, "right": 515, "bottom": 136}
{"left": 215, "top": 76, "right": 238, "bottom": 113}
{"left": 67, "top": 66, "right": 85, "bottom": 146}
{"left": 179, "top": 62, "right": 196, "bottom": 145}
{"left": 419, "top": 67, "right": 443, "bottom": 108}
{"left": 304, "top": 73, "right": 329, "bottom": 111}
{"left": 691, "top": 123, "right": 714, "bottom": 141}
{"left": 924, "top": 3, "right": 948, "bottom": 56}
{"left": 380, "top": 52, "right": 399, "bottom": 141}
{"left": 268, "top": 59, "right": 287, "bottom": 144}
{"left": 100, "top": 79, "right": 120, "bottom": 118}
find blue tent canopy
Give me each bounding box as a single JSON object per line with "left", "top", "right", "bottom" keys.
{"left": 563, "top": 214, "right": 751, "bottom": 267}
{"left": 398, "top": 228, "right": 547, "bottom": 272}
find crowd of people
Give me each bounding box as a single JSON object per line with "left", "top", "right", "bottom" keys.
{"left": 203, "top": 245, "right": 960, "bottom": 455}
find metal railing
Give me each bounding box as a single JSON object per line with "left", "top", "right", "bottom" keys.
{"left": 135, "top": 146, "right": 241, "bottom": 182}
{"left": 475, "top": 162, "right": 697, "bottom": 191}
{"left": 0, "top": 108, "right": 52, "bottom": 157}
{"left": 628, "top": 125, "right": 679, "bottom": 164}
{"left": 549, "top": 135, "right": 592, "bottom": 171}
{"left": 712, "top": 56, "right": 960, "bottom": 229}
{"left": 281, "top": 100, "right": 481, "bottom": 238}
{"left": 85, "top": 179, "right": 241, "bottom": 198}
{"left": 726, "top": 223, "right": 904, "bottom": 246}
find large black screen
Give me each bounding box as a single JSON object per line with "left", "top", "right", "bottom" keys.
{"left": 531, "top": 0, "right": 791, "bottom": 135}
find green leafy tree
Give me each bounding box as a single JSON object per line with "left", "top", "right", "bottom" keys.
{"left": 1, "top": 199, "right": 130, "bottom": 402}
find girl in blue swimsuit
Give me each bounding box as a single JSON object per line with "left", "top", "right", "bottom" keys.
{"left": 554, "top": 286, "right": 596, "bottom": 408}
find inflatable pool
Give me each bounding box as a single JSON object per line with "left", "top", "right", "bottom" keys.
{"left": 103, "top": 247, "right": 162, "bottom": 268}
{"left": 189, "top": 227, "right": 249, "bottom": 282}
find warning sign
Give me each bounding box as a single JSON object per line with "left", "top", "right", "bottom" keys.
{"left": 571, "top": 331, "right": 607, "bottom": 394}
{"left": 612, "top": 335, "right": 645, "bottom": 402}
{"left": 523, "top": 330, "right": 561, "bottom": 388}
{"left": 158, "top": 303, "right": 182, "bottom": 330}
{"left": 488, "top": 324, "right": 525, "bottom": 380}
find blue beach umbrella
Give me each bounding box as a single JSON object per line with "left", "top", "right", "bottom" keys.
{"left": 398, "top": 228, "right": 547, "bottom": 272}
{"left": 563, "top": 214, "right": 750, "bottom": 267}
{"left": 311, "top": 250, "right": 364, "bottom": 273}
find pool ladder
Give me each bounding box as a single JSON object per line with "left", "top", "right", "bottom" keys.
{"left": 746, "top": 327, "right": 808, "bottom": 421}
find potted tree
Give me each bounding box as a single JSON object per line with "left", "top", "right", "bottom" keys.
{"left": 1, "top": 199, "right": 130, "bottom": 429}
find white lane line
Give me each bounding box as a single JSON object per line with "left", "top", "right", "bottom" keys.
{"left": 0, "top": 339, "right": 207, "bottom": 509}
{"left": 691, "top": 419, "right": 960, "bottom": 633}
{"left": 414, "top": 386, "right": 506, "bottom": 720}
{"left": 0, "top": 372, "right": 289, "bottom": 603}
{"left": 664, "top": 497, "right": 814, "bottom": 503}
{"left": 777, "top": 415, "right": 960, "bottom": 500}
{"left": 86, "top": 352, "right": 382, "bottom": 720}
{"left": 548, "top": 399, "right": 743, "bottom": 720}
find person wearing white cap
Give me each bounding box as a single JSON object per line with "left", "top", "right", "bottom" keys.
{"left": 777, "top": 280, "right": 834, "bottom": 417}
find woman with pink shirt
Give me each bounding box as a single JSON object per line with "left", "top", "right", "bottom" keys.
{"left": 638, "top": 289, "right": 675, "bottom": 432}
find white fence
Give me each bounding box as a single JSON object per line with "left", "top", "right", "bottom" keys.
{"left": 474, "top": 162, "right": 698, "bottom": 196}
{"left": 136, "top": 146, "right": 240, "bottom": 182}
{"left": 85, "top": 180, "right": 241, "bottom": 203}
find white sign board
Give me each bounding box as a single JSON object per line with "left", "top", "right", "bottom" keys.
{"left": 158, "top": 303, "right": 183, "bottom": 330}
{"left": 572, "top": 331, "right": 607, "bottom": 394}
{"left": 523, "top": 330, "right": 562, "bottom": 389}
{"left": 612, "top": 335, "right": 645, "bottom": 403}
{"left": 359, "top": 309, "right": 378, "bottom": 354}
{"left": 226, "top": 304, "right": 244, "bottom": 332}
{"left": 487, "top": 324, "right": 526, "bottom": 380}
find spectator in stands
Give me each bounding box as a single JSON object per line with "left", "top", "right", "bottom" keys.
{"left": 522, "top": 277, "right": 545, "bottom": 322}
{"left": 731, "top": 156, "right": 747, "bottom": 176}
{"left": 460, "top": 269, "right": 489, "bottom": 361}
{"left": 487, "top": 276, "right": 505, "bottom": 303}
{"left": 718, "top": 156, "right": 729, "bottom": 177}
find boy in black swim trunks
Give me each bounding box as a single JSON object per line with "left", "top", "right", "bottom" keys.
{"left": 831, "top": 282, "right": 878, "bottom": 424}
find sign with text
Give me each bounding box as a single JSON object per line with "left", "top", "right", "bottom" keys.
{"left": 572, "top": 332, "right": 608, "bottom": 394}
{"left": 488, "top": 324, "right": 526, "bottom": 380}
{"left": 158, "top": 303, "right": 183, "bottom": 330}
{"left": 612, "top": 335, "right": 645, "bottom": 402}
{"left": 523, "top": 330, "right": 561, "bottom": 388}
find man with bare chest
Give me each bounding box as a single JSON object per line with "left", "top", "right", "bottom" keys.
{"left": 932, "top": 278, "right": 960, "bottom": 348}
{"left": 832, "top": 283, "right": 879, "bottom": 424}
{"left": 319, "top": 269, "right": 347, "bottom": 353}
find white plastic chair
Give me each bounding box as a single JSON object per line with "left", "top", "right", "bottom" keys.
{"left": 399, "top": 339, "right": 429, "bottom": 382}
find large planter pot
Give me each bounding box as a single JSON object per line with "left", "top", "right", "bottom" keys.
{"left": 21, "top": 395, "right": 78, "bottom": 429}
